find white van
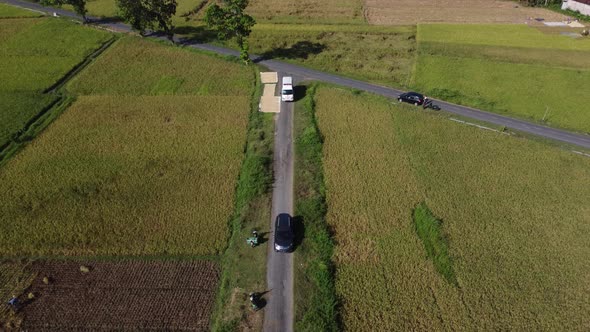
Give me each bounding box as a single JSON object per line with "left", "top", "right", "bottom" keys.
{"left": 281, "top": 76, "right": 294, "bottom": 102}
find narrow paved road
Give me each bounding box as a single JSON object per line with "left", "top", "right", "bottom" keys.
{"left": 4, "top": 0, "right": 590, "bottom": 149}
{"left": 263, "top": 76, "right": 294, "bottom": 332}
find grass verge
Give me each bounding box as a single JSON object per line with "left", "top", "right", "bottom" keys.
{"left": 210, "top": 67, "right": 274, "bottom": 331}
{"left": 293, "top": 83, "right": 338, "bottom": 331}
{"left": 413, "top": 202, "right": 457, "bottom": 286}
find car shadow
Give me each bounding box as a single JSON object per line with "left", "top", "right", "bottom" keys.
{"left": 293, "top": 215, "right": 305, "bottom": 251}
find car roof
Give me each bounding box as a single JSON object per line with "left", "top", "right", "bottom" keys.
{"left": 276, "top": 213, "right": 291, "bottom": 229}
{"left": 402, "top": 92, "right": 424, "bottom": 98}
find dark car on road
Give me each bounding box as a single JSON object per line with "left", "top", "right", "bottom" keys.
{"left": 274, "top": 213, "right": 294, "bottom": 252}
{"left": 398, "top": 92, "right": 425, "bottom": 106}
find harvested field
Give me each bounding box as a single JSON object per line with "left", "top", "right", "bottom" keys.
{"left": 247, "top": 0, "right": 364, "bottom": 24}
{"left": 315, "top": 87, "right": 590, "bottom": 330}
{"left": 21, "top": 260, "right": 219, "bottom": 330}
{"left": 364, "top": 0, "right": 564, "bottom": 24}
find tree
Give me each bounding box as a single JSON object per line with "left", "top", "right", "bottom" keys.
{"left": 41, "top": 0, "right": 88, "bottom": 22}
{"left": 205, "top": 0, "right": 256, "bottom": 63}
{"left": 116, "top": 0, "right": 177, "bottom": 41}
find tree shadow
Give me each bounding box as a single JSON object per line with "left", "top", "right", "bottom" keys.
{"left": 293, "top": 215, "right": 305, "bottom": 251}
{"left": 173, "top": 25, "right": 218, "bottom": 44}
{"left": 254, "top": 41, "right": 326, "bottom": 63}
{"left": 90, "top": 16, "right": 123, "bottom": 24}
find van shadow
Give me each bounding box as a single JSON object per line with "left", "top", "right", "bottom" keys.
{"left": 254, "top": 41, "right": 326, "bottom": 63}
{"left": 293, "top": 85, "right": 307, "bottom": 102}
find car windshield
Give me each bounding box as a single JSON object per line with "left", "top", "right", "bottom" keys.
{"left": 282, "top": 89, "right": 293, "bottom": 95}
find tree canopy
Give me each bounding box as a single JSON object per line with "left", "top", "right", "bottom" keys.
{"left": 116, "top": 0, "right": 177, "bottom": 40}
{"left": 205, "top": 0, "right": 256, "bottom": 63}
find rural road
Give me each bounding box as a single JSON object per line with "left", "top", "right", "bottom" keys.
{"left": 3, "top": 0, "right": 590, "bottom": 150}
{"left": 263, "top": 76, "right": 294, "bottom": 332}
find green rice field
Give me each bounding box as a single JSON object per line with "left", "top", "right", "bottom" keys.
{"left": 314, "top": 86, "right": 590, "bottom": 330}
{"left": 413, "top": 24, "right": 590, "bottom": 133}
{"left": 0, "top": 17, "right": 110, "bottom": 149}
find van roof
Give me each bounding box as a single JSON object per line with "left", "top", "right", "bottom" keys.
{"left": 282, "top": 76, "right": 292, "bottom": 85}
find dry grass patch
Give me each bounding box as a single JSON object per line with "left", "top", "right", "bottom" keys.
{"left": 247, "top": 0, "right": 364, "bottom": 24}
{"left": 365, "top": 0, "right": 564, "bottom": 24}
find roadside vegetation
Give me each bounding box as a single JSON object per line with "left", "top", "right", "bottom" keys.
{"left": 292, "top": 84, "right": 338, "bottom": 331}
{"left": 210, "top": 68, "right": 274, "bottom": 332}
{"left": 413, "top": 24, "right": 590, "bottom": 133}
{"left": 313, "top": 86, "right": 590, "bottom": 330}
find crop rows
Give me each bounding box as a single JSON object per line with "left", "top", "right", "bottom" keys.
{"left": 22, "top": 261, "right": 219, "bottom": 330}
{"left": 315, "top": 87, "right": 590, "bottom": 330}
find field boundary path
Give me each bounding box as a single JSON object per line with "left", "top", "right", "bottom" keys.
{"left": 3, "top": 0, "right": 590, "bottom": 149}
{"left": 263, "top": 74, "right": 294, "bottom": 332}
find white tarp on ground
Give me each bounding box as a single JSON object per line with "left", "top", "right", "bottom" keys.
{"left": 260, "top": 72, "right": 278, "bottom": 84}
{"left": 544, "top": 21, "right": 568, "bottom": 26}
{"left": 259, "top": 74, "right": 280, "bottom": 113}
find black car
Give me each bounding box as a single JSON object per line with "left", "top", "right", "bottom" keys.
{"left": 398, "top": 92, "right": 425, "bottom": 106}
{"left": 274, "top": 213, "right": 294, "bottom": 252}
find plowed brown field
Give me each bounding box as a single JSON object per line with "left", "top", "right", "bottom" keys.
{"left": 21, "top": 261, "right": 219, "bottom": 331}
{"left": 364, "top": 0, "right": 564, "bottom": 24}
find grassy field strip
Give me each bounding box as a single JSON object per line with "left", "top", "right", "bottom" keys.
{"left": 418, "top": 24, "right": 590, "bottom": 51}
{"left": 292, "top": 84, "right": 338, "bottom": 331}
{"left": 315, "top": 86, "right": 590, "bottom": 330}
{"left": 0, "top": 2, "right": 43, "bottom": 17}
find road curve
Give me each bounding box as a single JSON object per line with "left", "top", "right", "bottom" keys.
{"left": 3, "top": 0, "right": 590, "bottom": 149}
{"left": 263, "top": 78, "right": 294, "bottom": 332}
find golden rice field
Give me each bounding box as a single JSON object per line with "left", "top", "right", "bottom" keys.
{"left": 0, "top": 95, "right": 249, "bottom": 256}
{"left": 314, "top": 87, "right": 590, "bottom": 330}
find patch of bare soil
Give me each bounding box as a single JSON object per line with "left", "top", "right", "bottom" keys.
{"left": 20, "top": 260, "right": 219, "bottom": 331}
{"left": 364, "top": 0, "right": 565, "bottom": 24}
